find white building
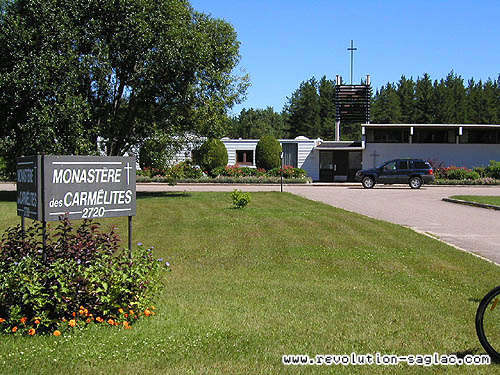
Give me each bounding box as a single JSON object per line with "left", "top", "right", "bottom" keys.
{"left": 170, "top": 124, "right": 500, "bottom": 182}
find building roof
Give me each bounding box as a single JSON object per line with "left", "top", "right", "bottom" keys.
{"left": 315, "top": 141, "right": 364, "bottom": 151}
{"left": 363, "top": 123, "right": 500, "bottom": 128}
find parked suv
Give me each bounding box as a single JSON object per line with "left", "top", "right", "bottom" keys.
{"left": 355, "top": 159, "right": 434, "bottom": 189}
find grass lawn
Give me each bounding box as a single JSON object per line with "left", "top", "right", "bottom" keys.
{"left": 0, "top": 191, "right": 499, "bottom": 374}
{"left": 450, "top": 195, "right": 500, "bottom": 207}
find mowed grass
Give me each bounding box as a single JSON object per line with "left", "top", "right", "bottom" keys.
{"left": 450, "top": 195, "right": 500, "bottom": 207}
{"left": 0, "top": 191, "right": 499, "bottom": 374}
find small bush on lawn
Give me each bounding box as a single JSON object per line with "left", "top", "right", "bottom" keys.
{"left": 255, "top": 135, "right": 281, "bottom": 170}
{"left": 0, "top": 218, "right": 169, "bottom": 335}
{"left": 231, "top": 189, "right": 251, "bottom": 208}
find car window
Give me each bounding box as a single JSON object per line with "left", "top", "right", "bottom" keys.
{"left": 383, "top": 161, "right": 396, "bottom": 171}
{"left": 397, "top": 161, "right": 409, "bottom": 170}
{"left": 412, "top": 161, "right": 429, "bottom": 169}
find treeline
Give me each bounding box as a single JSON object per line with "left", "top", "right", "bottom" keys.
{"left": 372, "top": 71, "right": 500, "bottom": 124}
{"left": 228, "top": 76, "right": 360, "bottom": 141}
{"left": 228, "top": 71, "right": 500, "bottom": 140}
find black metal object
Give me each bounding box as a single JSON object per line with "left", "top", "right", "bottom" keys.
{"left": 128, "top": 216, "right": 133, "bottom": 257}
{"left": 335, "top": 84, "right": 372, "bottom": 124}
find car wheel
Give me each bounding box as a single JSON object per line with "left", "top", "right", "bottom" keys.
{"left": 362, "top": 176, "right": 375, "bottom": 189}
{"left": 409, "top": 177, "right": 422, "bottom": 189}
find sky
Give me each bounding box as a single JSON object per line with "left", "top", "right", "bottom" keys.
{"left": 190, "top": 0, "right": 500, "bottom": 115}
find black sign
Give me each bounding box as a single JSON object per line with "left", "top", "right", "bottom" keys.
{"left": 16, "top": 155, "right": 136, "bottom": 221}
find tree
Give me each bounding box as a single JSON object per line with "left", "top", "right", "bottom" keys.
{"left": 371, "top": 83, "right": 401, "bottom": 123}
{"left": 414, "top": 73, "right": 435, "bottom": 123}
{"left": 318, "top": 76, "right": 336, "bottom": 139}
{"left": 285, "top": 78, "right": 321, "bottom": 138}
{"left": 228, "top": 107, "right": 287, "bottom": 139}
{"left": 396, "top": 75, "right": 416, "bottom": 123}
{"left": 0, "top": 0, "right": 248, "bottom": 174}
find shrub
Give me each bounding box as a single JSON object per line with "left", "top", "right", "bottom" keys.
{"left": 139, "top": 134, "right": 172, "bottom": 171}
{"left": 0, "top": 218, "right": 169, "bottom": 335}
{"left": 169, "top": 160, "right": 204, "bottom": 179}
{"left": 485, "top": 160, "right": 500, "bottom": 179}
{"left": 255, "top": 135, "right": 282, "bottom": 170}
{"left": 193, "top": 138, "right": 228, "bottom": 175}
{"left": 231, "top": 189, "right": 251, "bottom": 208}
{"left": 435, "top": 166, "right": 479, "bottom": 180}
{"left": 268, "top": 166, "right": 307, "bottom": 179}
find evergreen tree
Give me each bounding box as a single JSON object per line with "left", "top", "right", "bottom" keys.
{"left": 397, "top": 75, "right": 416, "bottom": 123}
{"left": 371, "top": 83, "right": 401, "bottom": 123}
{"left": 318, "top": 76, "right": 336, "bottom": 139}
{"left": 414, "top": 73, "right": 435, "bottom": 123}
{"left": 285, "top": 78, "right": 322, "bottom": 138}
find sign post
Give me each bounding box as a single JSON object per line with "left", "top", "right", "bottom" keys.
{"left": 17, "top": 155, "right": 137, "bottom": 257}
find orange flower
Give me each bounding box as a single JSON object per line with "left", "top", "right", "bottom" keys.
{"left": 12, "top": 326, "right": 18, "bottom": 333}
{"left": 107, "top": 319, "right": 114, "bottom": 325}
{"left": 129, "top": 310, "right": 134, "bottom": 315}
{"left": 0, "top": 318, "right": 6, "bottom": 323}
{"left": 144, "top": 309, "right": 151, "bottom": 317}
{"left": 124, "top": 313, "right": 129, "bottom": 318}
{"left": 150, "top": 306, "right": 156, "bottom": 310}
{"left": 53, "top": 330, "right": 61, "bottom": 336}
{"left": 96, "top": 317, "right": 104, "bottom": 323}
{"left": 28, "top": 328, "right": 36, "bottom": 336}
{"left": 34, "top": 319, "right": 40, "bottom": 325}
{"left": 20, "top": 317, "right": 27, "bottom": 324}
{"left": 68, "top": 319, "right": 76, "bottom": 327}
{"left": 72, "top": 312, "right": 76, "bottom": 317}
{"left": 86, "top": 318, "right": 92, "bottom": 324}
{"left": 118, "top": 308, "right": 124, "bottom": 314}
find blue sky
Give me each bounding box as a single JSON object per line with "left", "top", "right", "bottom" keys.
{"left": 190, "top": 0, "right": 500, "bottom": 115}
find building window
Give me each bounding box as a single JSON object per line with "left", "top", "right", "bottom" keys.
{"left": 282, "top": 143, "right": 298, "bottom": 167}
{"left": 368, "top": 128, "right": 409, "bottom": 143}
{"left": 460, "top": 129, "right": 499, "bottom": 144}
{"left": 413, "top": 128, "right": 456, "bottom": 143}
{"left": 236, "top": 150, "right": 254, "bottom": 166}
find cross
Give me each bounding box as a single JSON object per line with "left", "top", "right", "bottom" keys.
{"left": 124, "top": 162, "right": 133, "bottom": 185}
{"left": 370, "top": 150, "right": 380, "bottom": 168}
{"left": 347, "top": 40, "right": 357, "bottom": 85}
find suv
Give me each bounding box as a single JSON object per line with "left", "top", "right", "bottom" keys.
{"left": 355, "top": 159, "right": 434, "bottom": 189}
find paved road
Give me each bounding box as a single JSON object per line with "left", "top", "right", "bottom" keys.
{"left": 2, "top": 182, "right": 500, "bottom": 264}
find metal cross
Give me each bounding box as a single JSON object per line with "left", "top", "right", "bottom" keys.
{"left": 347, "top": 40, "right": 357, "bottom": 85}
{"left": 370, "top": 150, "right": 380, "bottom": 168}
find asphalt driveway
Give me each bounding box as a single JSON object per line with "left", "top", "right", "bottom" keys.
{"left": 2, "top": 182, "right": 500, "bottom": 265}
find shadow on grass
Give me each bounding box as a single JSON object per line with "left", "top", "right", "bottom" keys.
{"left": 137, "top": 191, "right": 192, "bottom": 199}
{"left": 0, "top": 191, "right": 16, "bottom": 202}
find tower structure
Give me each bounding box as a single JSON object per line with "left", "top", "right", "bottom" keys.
{"left": 334, "top": 74, "right": 372, "bottom": 141}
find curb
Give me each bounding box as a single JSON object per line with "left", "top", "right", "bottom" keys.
{"left": 442, "top": 197, "right": 500, "bottom": 211}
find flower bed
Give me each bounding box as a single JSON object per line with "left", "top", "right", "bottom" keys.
{"left": 0, "top": 218, "right": 170, "bottom": 336}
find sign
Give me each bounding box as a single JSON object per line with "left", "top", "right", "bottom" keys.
{"left": 16, "top": 155, "right": 42, "bottom": 220}
{"left": 16, "top": 155, "right": 136, "bottom": 221}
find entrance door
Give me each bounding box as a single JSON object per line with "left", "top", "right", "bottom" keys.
{"left": 332, "top": 151, "right": 348, "bottom": 181}
{"left": 319, "top": 151, "right": 334, "bottom": 182}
